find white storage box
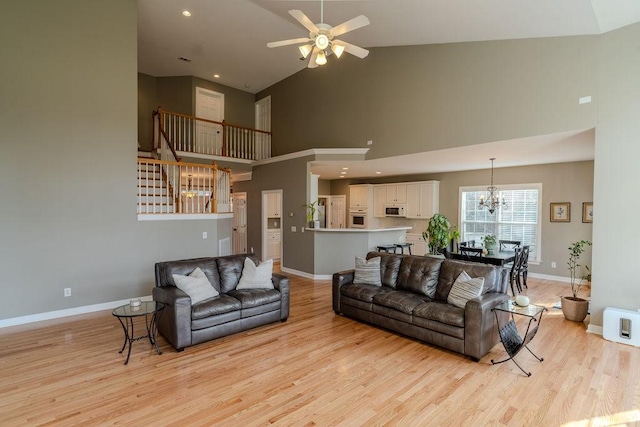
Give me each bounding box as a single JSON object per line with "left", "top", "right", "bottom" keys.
{"left": 603, "top": 307, "right": 640, "bottom": 347}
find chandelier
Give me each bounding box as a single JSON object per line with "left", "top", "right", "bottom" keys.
{"left": 182, "top": 175, "right": 198, "bottom": 198}
{"left": 478, "top": 158, "right": 508, "bottom": 214}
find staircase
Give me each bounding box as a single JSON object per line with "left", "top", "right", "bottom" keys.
{"left": 137, "top": 159, "right": 175, "bottom": 214}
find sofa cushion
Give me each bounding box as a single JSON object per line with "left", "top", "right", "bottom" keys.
{"left": 191, "top": 294, "right": 242, "bottom": 320}
{"left": 172, "top": 267, "right": 220, "bottom": 304}
{"left": 367, "top": 252, "right": 402, "bottom": 288}
{"left": 447, "top": 271, "right": 485, "bottom": 308}
{"left": 228, "top": 289, "right": 281, "bottom": 308}
{"left": 156, "top": 257, "right": 221, "bottom": 292}
{"left": 396, "top": 255, "right": 444, "bottom": 298}
{"left": 341, "top": 283, "right": 389, "bottom": 303}
{"left": 436, "top": 260, "right": 500, "bottom": 301}
{"left": 237, "top": 258, "right": 274, "bottom": 289}
{"left": 217, "top": 254, "right": 259, "bottom": 293}
{"left": 372, "top": 290, "right": 431, "bottom": 315}
{"left": 354, "top": 256, "right": 382, "bottom": 286}
{"left": 413, "top": 301, "right": 465, "bottom": 328}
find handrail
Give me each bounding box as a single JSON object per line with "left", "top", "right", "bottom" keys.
{"left": 155, "top": 107, "right": 271, "bottom": 161}
{"left": 136, "top": 158, "right": 231, "bottom": 215}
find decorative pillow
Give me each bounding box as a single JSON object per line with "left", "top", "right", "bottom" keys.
{"left": 172, "top": 267, "right": 219, "bottom": 304}
{"left": 353, "top": 256, "right": 382, "bottom": 286}
{"left": 447, "top": 271, "right": 485, "bottom": 308}
{"left": 237, "top": 258, "right": 274, "bottom": 289}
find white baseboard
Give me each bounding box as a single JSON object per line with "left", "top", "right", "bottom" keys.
{"left": 587, "top": 324, "right": 603, "bottom": 335}
{"left": 0, "top": 295, "right": 152, "bottom": 329}
{"left": 279, "top": 266, "right": 332, "bottom": 281}
{"left": 527, "top": 272, "right": 571, "bottom": 283}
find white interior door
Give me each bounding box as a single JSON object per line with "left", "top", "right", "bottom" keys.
{"left": 195, "top": 87, "right": 224, "bottom": 155}
{"left": 330, "top": 195, "right": 346, "bottom": 229}
{"left": 254, "top": 96, "right": 271, "bottom": 160}
{"left": 232, "top": 192, "right": 247, "bottom": 254}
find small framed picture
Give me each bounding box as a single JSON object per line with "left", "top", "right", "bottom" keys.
{"left": 582, "top": 202, "right": 593, "bottom": 223}
{"left": 550, "top": 202, "right": 571, "bottom": 222}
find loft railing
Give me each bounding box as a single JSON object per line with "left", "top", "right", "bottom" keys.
{"left": 137, "top": 158, "right": 231, "bottom": 215}
{"left": 153, "top": 107, "right": 271, "bottom": 161}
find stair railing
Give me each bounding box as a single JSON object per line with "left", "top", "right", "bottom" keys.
{"left": 137, "top": 158, "right": 231, "bottom": 214}
{"left": 155, "top": 107, "right": 271, "bottom": 161}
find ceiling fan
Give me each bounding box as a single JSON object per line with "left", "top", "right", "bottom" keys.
{"left": 267, "top": 0, "right": 370, "bottom": 68}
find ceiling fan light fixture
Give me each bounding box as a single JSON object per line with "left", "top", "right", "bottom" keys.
{"left": 315, "top": 34, "right": 329, "bottom": 50}
{"left": 331, "top": 43, "right": 345, "bottom": 58}
{"left": 315, "top": 50, "right": 327, "bottom": 65}
{"left": 298, "top": 44, "right": 313, "bottom": 59}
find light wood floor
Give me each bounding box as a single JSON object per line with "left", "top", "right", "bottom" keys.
{"left": 1, "top": 274, "right": 639, "bottom": 426}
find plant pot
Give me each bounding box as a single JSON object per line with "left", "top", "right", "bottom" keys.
{"left": 485, "top": 243, "right": 496, "bottom": 255}
{"left": 561, "top": 296, "right": 589, "bottom": 322}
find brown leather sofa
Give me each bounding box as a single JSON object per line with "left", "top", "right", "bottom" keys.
{"left": 153, "top": 254, "right": 290, "bottom": 351}
{"left": 332, "top": 252, "right": 509, "bottom": 361}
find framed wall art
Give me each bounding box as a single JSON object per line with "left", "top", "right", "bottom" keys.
{"left": 582, "top": 202, "right": 593, "bottom": 223}
{"left": 550, "top": 202, "right": 571, "bottom": 222}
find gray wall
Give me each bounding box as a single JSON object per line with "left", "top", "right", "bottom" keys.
{"left": 590, "top": 22, "right": 640, "bottom": 325}
{"left": 0, "top": 1, "right": 230, "bottom": 320}
{"left": 138, "top": 73, "right": 157, "bottom": 150}
{"left": 233, "top": 156, "right": 315, "bottom": 274}
{"left": 258, "top": 35, "right": 597, "bottom": 158}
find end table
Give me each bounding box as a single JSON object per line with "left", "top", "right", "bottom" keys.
{"left": 112, "top": 301, "right": 165, "bottom": 365}
{"left": 491, "top": 301, "right": 547, "bottom": 376}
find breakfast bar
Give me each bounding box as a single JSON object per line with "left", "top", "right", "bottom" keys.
{"left": 309, "top": 227, "right": 412, "bottom": 277}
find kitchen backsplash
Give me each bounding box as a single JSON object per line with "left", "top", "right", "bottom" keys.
{"left": 375, "top": 217, "right": 429, "bottom": 234}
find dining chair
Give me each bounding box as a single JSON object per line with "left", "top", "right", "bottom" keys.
{"left": 508, "top": 247, "right": 524, "bottom": 295}
{"left": 499, "top": 239, "right": 521, "bottom": 252}
{"left": 519, "top": 245, "right": 530, "bottom": 289}
{"left": 458, "top": 240, "right": 476, "bottom": 251}
{"left": 459, "top": 246, "right": 484, "bottom": 261}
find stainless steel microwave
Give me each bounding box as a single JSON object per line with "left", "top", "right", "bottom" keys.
{"left": 384, "top": 205, "right": 406, "bottom": 217}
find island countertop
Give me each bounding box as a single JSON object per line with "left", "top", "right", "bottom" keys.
{"left": 306, "top": 226, "right": 412, "bottom": 233}
{"left": 311, "top": 227, "right": 412, "bottom": 277}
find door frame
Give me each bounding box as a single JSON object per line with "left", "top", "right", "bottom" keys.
{"left": 232, "top": 192, "right": 247, "bottom": 254}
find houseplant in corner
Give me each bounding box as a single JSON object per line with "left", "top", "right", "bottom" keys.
{"left": 422, "top": 213, "right": 453, "bottom": 256}
{"left": 562, "top": 239, "right": 592, "bottom": 322}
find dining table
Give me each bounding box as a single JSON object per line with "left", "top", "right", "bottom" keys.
{"left": 448, "top": 250, "right": 516, "bottom": 266}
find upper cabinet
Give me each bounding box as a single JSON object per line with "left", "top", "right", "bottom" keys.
{"left": 373, "top": 186, "right": 387, "bottom": 218}
{"left": 349, "top": 185, "right": 373, "bottom": 212}
{"left": 266, "top": 192, "right": 281, "bottom": 218}
{"left": 406, "top": 181, "right": 439, "bottom": 219}
{"left": 385, "top": 184, "right": 407, "bottom": 204}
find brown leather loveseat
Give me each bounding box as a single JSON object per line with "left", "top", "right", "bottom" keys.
{"left": 332, "top": 252, "right": 509, "bottom": 361}
{"left": 153, "top": 254, "right": 290, "bottom": 351}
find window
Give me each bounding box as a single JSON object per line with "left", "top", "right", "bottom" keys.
{"left": 459, "top": 184, "right": 542, "bottom": 261}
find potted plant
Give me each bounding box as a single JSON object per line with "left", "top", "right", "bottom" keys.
{"left": 482, "top": 234, "right": 497, "bottom": 255}
{"left": 422, "top": 213, "right": 453, "bottom": 256}
{"left": 562, "top": 240, "right": 592, "bottom": 322}
{"left": 302, "top": 201, "right": 319, "bottom": 228}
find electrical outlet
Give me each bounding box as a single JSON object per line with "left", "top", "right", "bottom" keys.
{"left": 64, "top": 288, "right": 71, "bottom": 297}
{"left": 250, "top": 247, "right": 254, "bottom": 253}
{"left": 551, "top": 262, "right": 557, "bottom": 268}
{"left": 202, "top": 232, "right": 207, "bottom": 239}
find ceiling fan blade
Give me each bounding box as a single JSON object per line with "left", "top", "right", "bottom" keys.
{"left": 308, "top": 46, "right": 320, "bottom": 68}
{"left": 336, "top": 40, "right": 369, "bottom": 59}
{"left": 289, "top": 10, "right": 319, "bottom": 34}
{"left": 330, "top": 15, "right": 370, "bottom": 37}
{"left": 267, "top": 37, "right": 312, "bottom": 48}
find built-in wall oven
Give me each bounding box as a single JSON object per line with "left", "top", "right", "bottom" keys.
{"left": 349, "top": 212, "right": 368, "bottom": 229}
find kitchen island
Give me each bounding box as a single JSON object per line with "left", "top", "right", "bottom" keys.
{"left": 308, "top": 227, "right": 412, "bottom": 277}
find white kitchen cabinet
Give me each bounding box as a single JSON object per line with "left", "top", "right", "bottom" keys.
{"left": 266, "top": 230, "right": 281, "bottom": 260}
{"left": 385, "top": 184, "right": 407, "bottom": 204}
{"left": 266, "top": 192, "right": 281, "bottom": 218}
{"left": 406, "top": 181, "right": 439, "bottom": 219}
{"left": 406, "top": 233, "right": 428, "bottom": 256}
{"left": 373, "top": 186, "right": 387, "bottom": 218}
{"left": 349, "top": 185, "right": 372, "bottom": 211}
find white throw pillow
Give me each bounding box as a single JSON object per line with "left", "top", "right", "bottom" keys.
{"left": 447, "top": 271, "right": 485, "bottom": 309}
{"left": 353, "top": 256, "right": 382, "bottom": 286}
{"left": 172, "top": 267, "right": 219, "bottom": 304}
{"left": 237, "top": 258, "right": 274, "bottom": 290}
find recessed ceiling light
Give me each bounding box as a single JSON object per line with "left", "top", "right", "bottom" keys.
{"left": 342, "top": 167, "right": 349, "bottom": 170}
{"left": 182, "top": 10, "right": 191, "bottom": 17}
{"left": 213, "top": 74, "right": 220, "bottom": 78}
{"left": 339, "top": 176, "right": 345, "bottom": 178}
{"left": 340, "top": 172, "right": 347, "bottom": 175}
{"left": 244, "top": 84, "right": 250, "bottom": 88}
{"left": 376, "top": 171, "right": 382, "bottom": 175}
